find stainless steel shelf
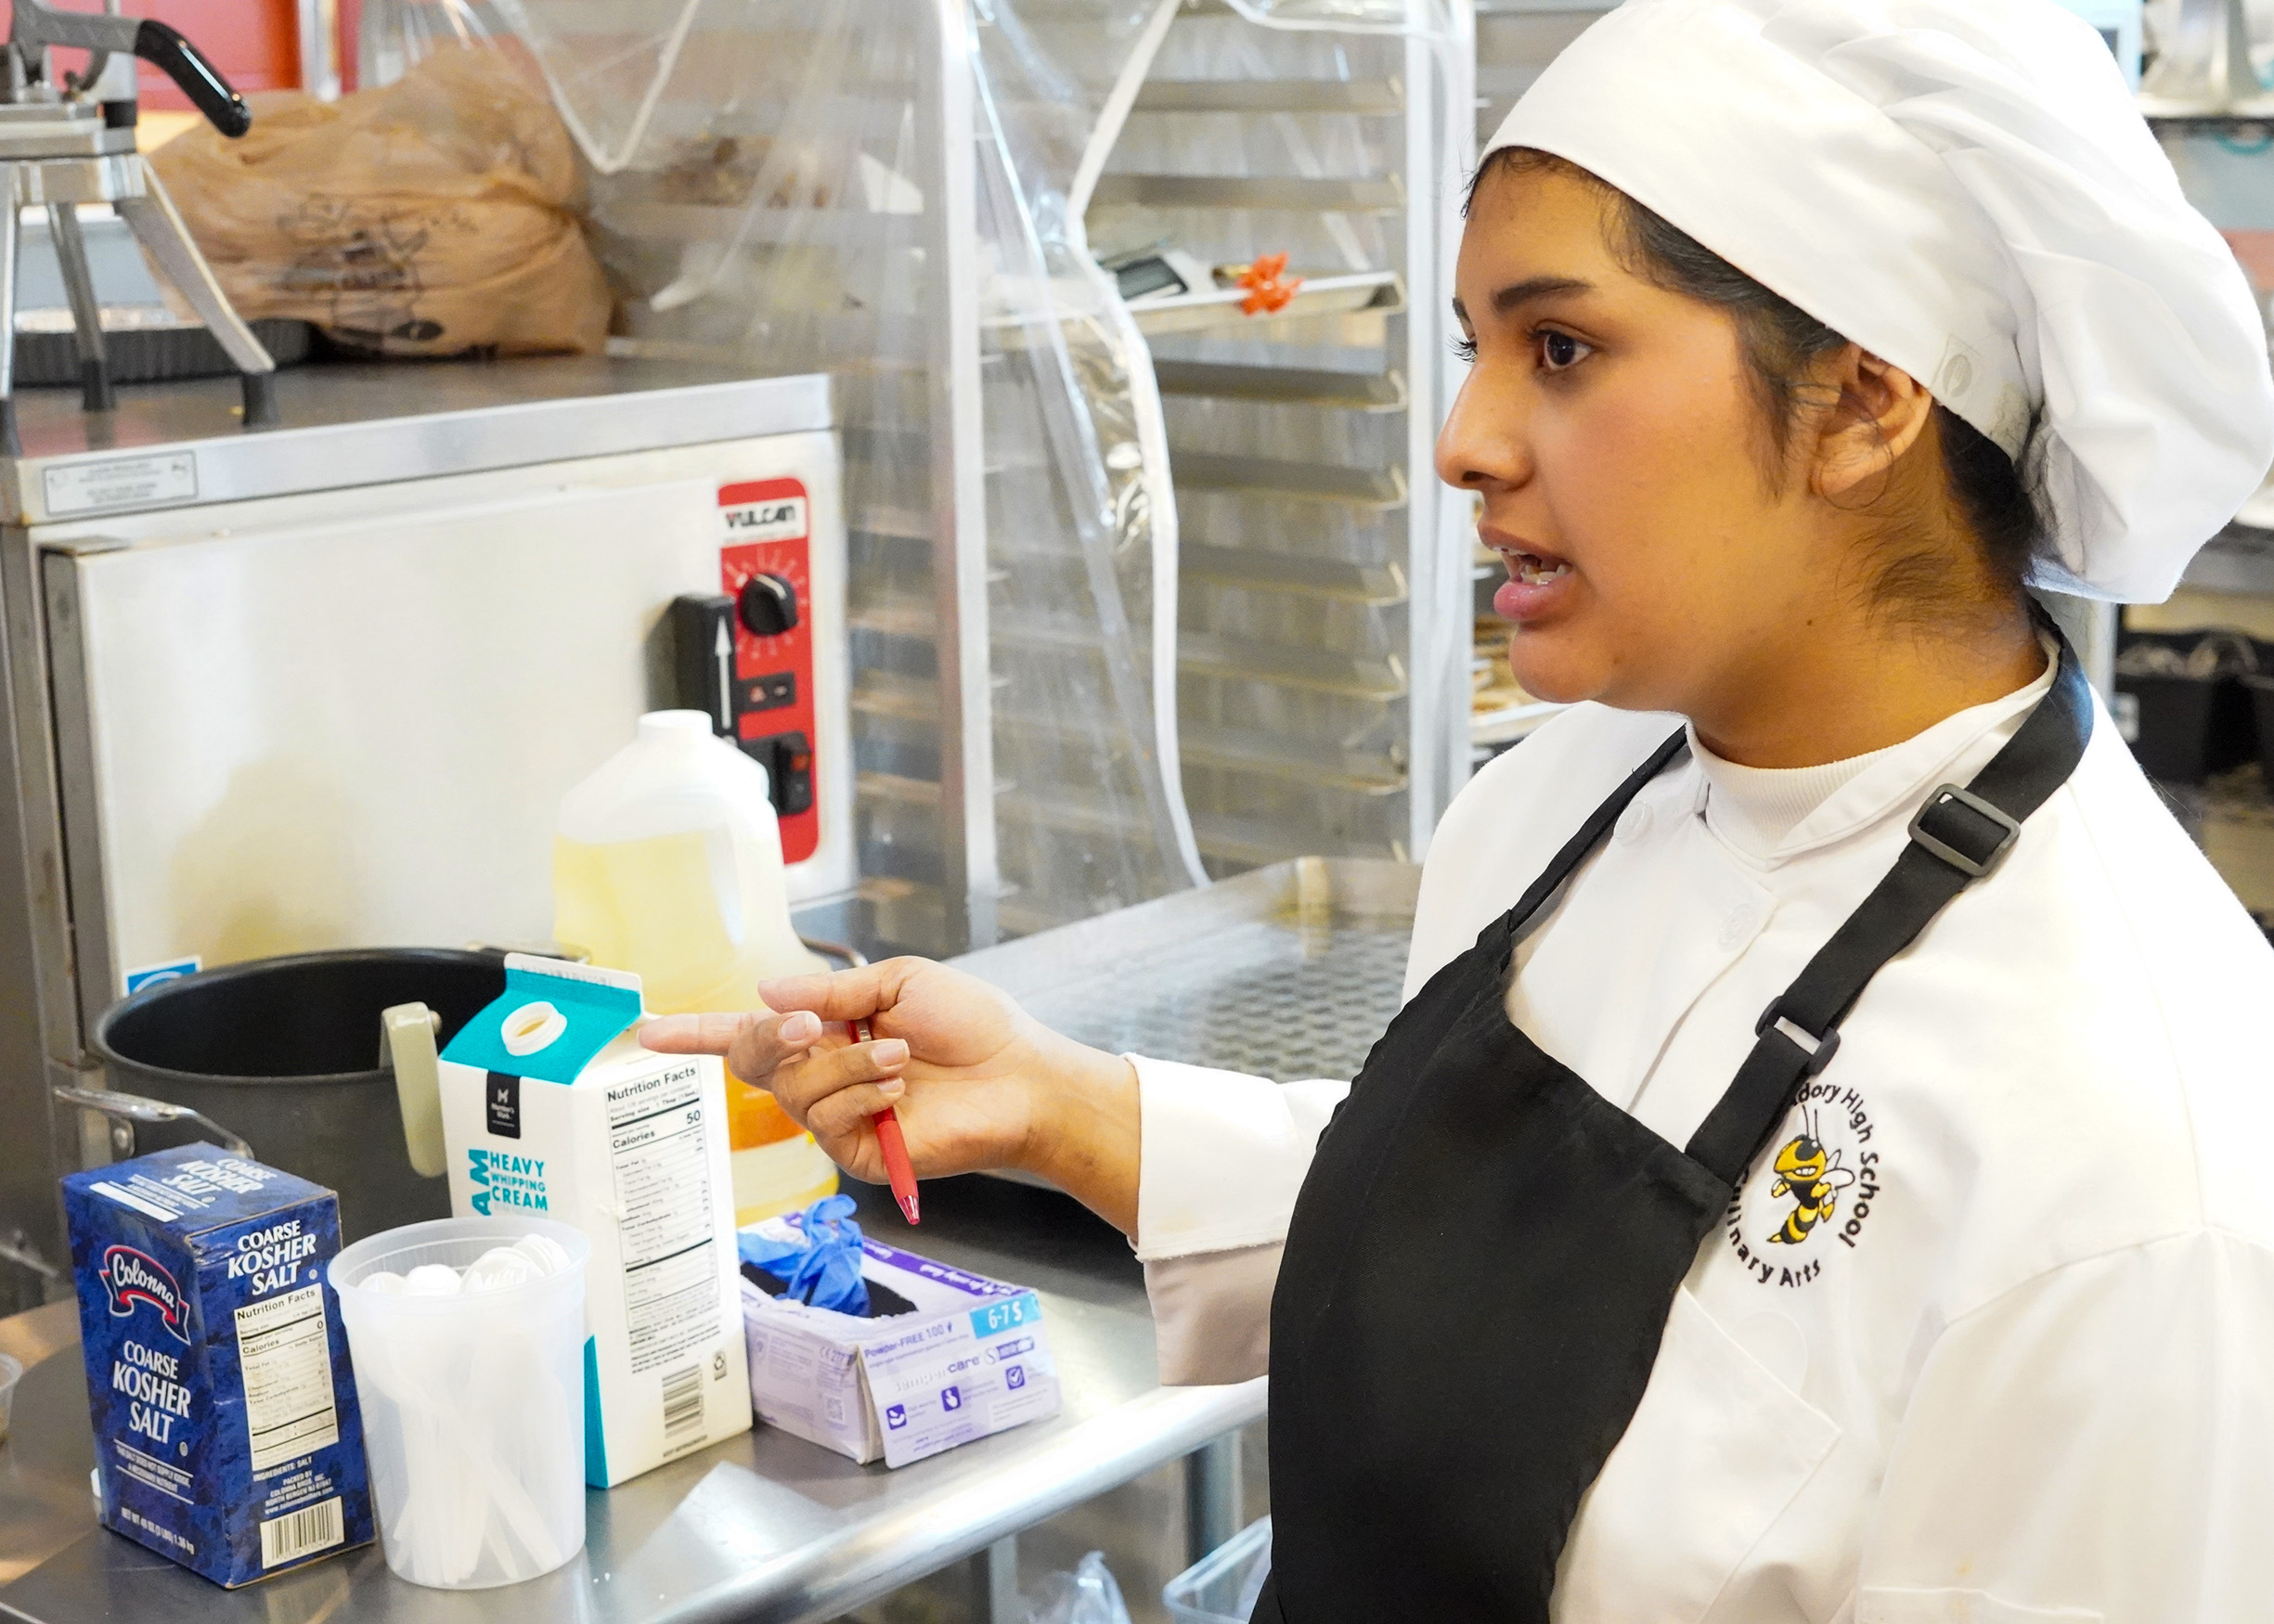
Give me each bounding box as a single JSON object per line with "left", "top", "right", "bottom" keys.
{"left": 2180, "top": 524, "right": 2274, "bottom": 597}
{"left": 1126, "top": 270, "right": 1403, "bottom": 338}
{"left": 862, "top": 873, "right": 1058, "bottom": 947}
{"left": 1180, "top": 633, "right": 1406, "bottom": 700}
{"left": 1131, "top": 79, "right": 1403, "bottom": 114}
{"left": 1088, "top": 174, "right": 1404, "bottom": 213}
{"left": 850, "top": 505, "right": 934, "bottom": 542}
{"left": 858, "top": 768, "right": 1014, "bottom": 805}
{"left": 1152, "top": 360, "right": 1406, "bottom": 411}
{"left": 1181, "top": 723, "right": 1406, "bottom": 794}
{"left": 1182, "top": 542, "right": 1406, "bottom": 604}
{"left": 1187, "top": 817, "right": 1406, "bottom": 872}
{"left": 1471, "top": 699, "right": 1567, "bottom": 749}
{"left": 1173, "top": 453, "right": 1408, "bottom": 509}
{"left": 856, "top": 606, "right": 1141, "bottom": 661}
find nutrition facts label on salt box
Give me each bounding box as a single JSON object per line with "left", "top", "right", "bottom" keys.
{"left": 609, "top": 1064, "right": 719, "bottom": 1374}
{"left": 234, "top": 1284, "right": 342, "bottom": 1476}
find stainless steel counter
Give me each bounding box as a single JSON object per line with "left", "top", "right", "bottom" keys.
{"left": 0, "top": 1178, "right": 1261, "bottom": 1624}
{"left": 0, "top": 356, "right": 831, "bottom": 523}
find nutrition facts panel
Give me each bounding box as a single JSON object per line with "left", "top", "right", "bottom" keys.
{"left": 233, "top": 1285, "right": 341, "bottom": 1476}
{"left": 610, "top": 1064, "right": 719, "bottom": 1374}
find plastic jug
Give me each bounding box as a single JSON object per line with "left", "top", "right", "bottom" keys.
{"left": 552, "top": 711, "right": 837, "bottom": 1221}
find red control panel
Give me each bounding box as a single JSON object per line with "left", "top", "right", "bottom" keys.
{"left": 717, "top": 478, "right": 819, "bottom": 864}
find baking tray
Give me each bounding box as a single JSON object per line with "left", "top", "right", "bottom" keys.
{"left": 949, "top": 857, "right": 1418, "bottom": 1083}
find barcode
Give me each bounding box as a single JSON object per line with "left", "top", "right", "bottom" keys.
{"left": 259, "top": 1496, "right": 342, "bottom": 1567}
{"left": 660, "top": 1362, "right": 704, "bottom": 1449}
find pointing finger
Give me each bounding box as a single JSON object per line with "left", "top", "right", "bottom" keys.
{"left": 637, "top": 1012, "right": 754, "bottom": 1055}
{"left": 639, "top": 1009, "right": 822, "bottom": 1071}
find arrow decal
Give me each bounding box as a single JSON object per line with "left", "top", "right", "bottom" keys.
{"left": 713, "top": 616, "right": 733, "bottom": 732}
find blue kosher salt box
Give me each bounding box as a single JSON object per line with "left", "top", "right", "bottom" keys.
{"left": 61, "top": 1145, "right": 374, "bottom": 1587}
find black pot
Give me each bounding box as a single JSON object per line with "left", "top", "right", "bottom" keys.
{"left": 2115, "top": 630, "right": 2258, "bottom": 785}
{"left": 88, "top": 948, "right": 506, "bottom": 1244}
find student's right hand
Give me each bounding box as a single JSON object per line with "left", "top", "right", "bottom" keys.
{"left": 638, "top": 958, "right": 1141, "bottom": 1234}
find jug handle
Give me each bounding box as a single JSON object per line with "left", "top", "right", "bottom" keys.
{"left": 381, "top": 1003, "right": 448, "bottom": 1179}
{"left": 52, "top": 1081, "right": 255, "bottom": 1161}
{"left": 798, "top": 936, "right": 868, "bottom": 971}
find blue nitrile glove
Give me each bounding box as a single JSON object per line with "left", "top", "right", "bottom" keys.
{"left": 738, "top": 1193, "right": 871, "bottom": 1315}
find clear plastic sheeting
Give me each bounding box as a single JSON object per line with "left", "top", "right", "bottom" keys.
{"left": 1092, "top": 0, "right": 1472, "bottom": 874}
{"left": 361, "top": 0, "right": 1209, "bottom": 954}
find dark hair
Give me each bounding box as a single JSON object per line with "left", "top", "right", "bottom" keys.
{"left": 1469, "top": 148, "right": 2049, "bottom": 619}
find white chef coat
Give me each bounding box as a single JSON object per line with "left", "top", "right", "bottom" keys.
{"left": 1132, "top": 673, "right": 2274, "bottom": 1623}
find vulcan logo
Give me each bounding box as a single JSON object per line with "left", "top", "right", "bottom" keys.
{"left": 99, "top": 1245, "right": 189, "bottom": 1343}
{"left": 717, "top": 477, "right": 808, "bottom": 544}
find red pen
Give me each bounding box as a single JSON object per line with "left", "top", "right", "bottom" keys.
{"left": 855, "top": 1017, "right": 920, "bottom": 1225}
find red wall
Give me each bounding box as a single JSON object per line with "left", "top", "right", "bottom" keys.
{"left": 48, "top": 0, "right": 304, "bottom": 107}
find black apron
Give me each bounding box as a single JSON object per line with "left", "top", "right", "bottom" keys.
{"left": 1251, "top": 640, "right": 2093, "bottom": 1623}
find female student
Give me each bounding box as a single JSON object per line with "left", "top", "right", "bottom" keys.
{"left": 649, "top": 2, "right": 2274, "bottom": 1615}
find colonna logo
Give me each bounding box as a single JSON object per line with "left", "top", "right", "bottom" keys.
{"left": 99, "top": 1245, "right": 190, "bottom": 1344}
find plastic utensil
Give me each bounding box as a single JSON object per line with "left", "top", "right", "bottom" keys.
{"left": 854, "top": 1017, "right": 919, "bottom": 1225}
{"left": 461, "top": 1247, "right": 538, "bottom": 1294}
{"left": 330, "top": 1216, "right": 588, "bottom": 1590}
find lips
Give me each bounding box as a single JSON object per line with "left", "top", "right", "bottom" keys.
{"left": 1482, "top": 531, "right": 1574, "bottom": 623}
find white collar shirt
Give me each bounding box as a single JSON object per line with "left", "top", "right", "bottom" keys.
{"left": 1131, "top": 670, "right": 2274, "bottom": 1624}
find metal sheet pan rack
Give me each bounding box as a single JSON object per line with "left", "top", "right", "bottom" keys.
{"left": 1090, "top": 0, "right": 1473, "bottom": 876}
{"left": 1471, "top": 1, "right": 1614, "bottom": 143}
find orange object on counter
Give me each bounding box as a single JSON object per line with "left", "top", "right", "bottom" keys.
{"left": 1235, "top": 251, "right": 1302, "bottom": 316}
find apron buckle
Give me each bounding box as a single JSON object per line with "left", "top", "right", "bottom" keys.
{"left": 1754, "top": 999, "right": 1843, "bottom": 1076}
{"left": 1908, "top": 782, "right": 2022, "bottom": 878}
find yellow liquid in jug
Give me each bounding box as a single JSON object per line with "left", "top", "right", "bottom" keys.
{"left": 554, "top": 831, "right": 837, "bottom": 1218}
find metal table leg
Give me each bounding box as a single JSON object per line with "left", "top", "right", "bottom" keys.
{"left": 970, "top": 1533, "right": 1021, "bottom": 1624}
{"left": 1185, "top": 1430, "right": 1242, "bottom": 1566}
{"left": 46, "top": 200, "right": 110, "bottom": 412}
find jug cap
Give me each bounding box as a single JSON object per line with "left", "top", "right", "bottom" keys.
{"left": 638, "top": 710, "right": 715, "bottom": 745}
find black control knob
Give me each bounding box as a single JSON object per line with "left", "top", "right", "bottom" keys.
{"left": 738, "top": 574, "right": 798, "bottom": 638}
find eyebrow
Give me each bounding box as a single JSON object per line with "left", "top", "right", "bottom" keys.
{"left": 1452, "top": 275, "right": 1595, "bottom": 326}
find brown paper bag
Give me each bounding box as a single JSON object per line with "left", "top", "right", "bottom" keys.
{"left": 149, "top": 45, "right": 609, "bottom": 356}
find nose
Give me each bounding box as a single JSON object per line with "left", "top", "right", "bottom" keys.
{"left": 1434, "top": 363, "right": 1528, "bottom": 494}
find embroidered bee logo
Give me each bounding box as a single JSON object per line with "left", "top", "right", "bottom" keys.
{"left": 1764, "top": 1106, "right": 1857, "bottom": 1245}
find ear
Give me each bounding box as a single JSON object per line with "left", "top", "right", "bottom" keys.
{"left": 1809, "top": 348, "right": 1934, "bottom": 499}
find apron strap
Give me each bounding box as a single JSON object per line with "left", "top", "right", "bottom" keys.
{"left": 1499, "top": 728, "right": 1691, "bottom": 947}
{"left": 1684, "top": 636, "right": 2097, "bottom": 1186}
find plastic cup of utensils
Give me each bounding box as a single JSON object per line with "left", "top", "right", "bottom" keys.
{"left": 329, "top": 1216, "right": 588, "bottom": 1590}
{"left": 0, "top": 1351, "right": 21, "bottom": 1448}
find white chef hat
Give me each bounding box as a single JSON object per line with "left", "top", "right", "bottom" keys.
{"left": 1483, "top": 0, "right": 2274, "bottom": 603}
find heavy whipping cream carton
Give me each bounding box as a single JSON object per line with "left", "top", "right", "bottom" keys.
{"left": 60, "top": 1146, "right": 373, "bottom": 1586}
{"left": 438, "top": 954, "right": 751, "bottom": 1486}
